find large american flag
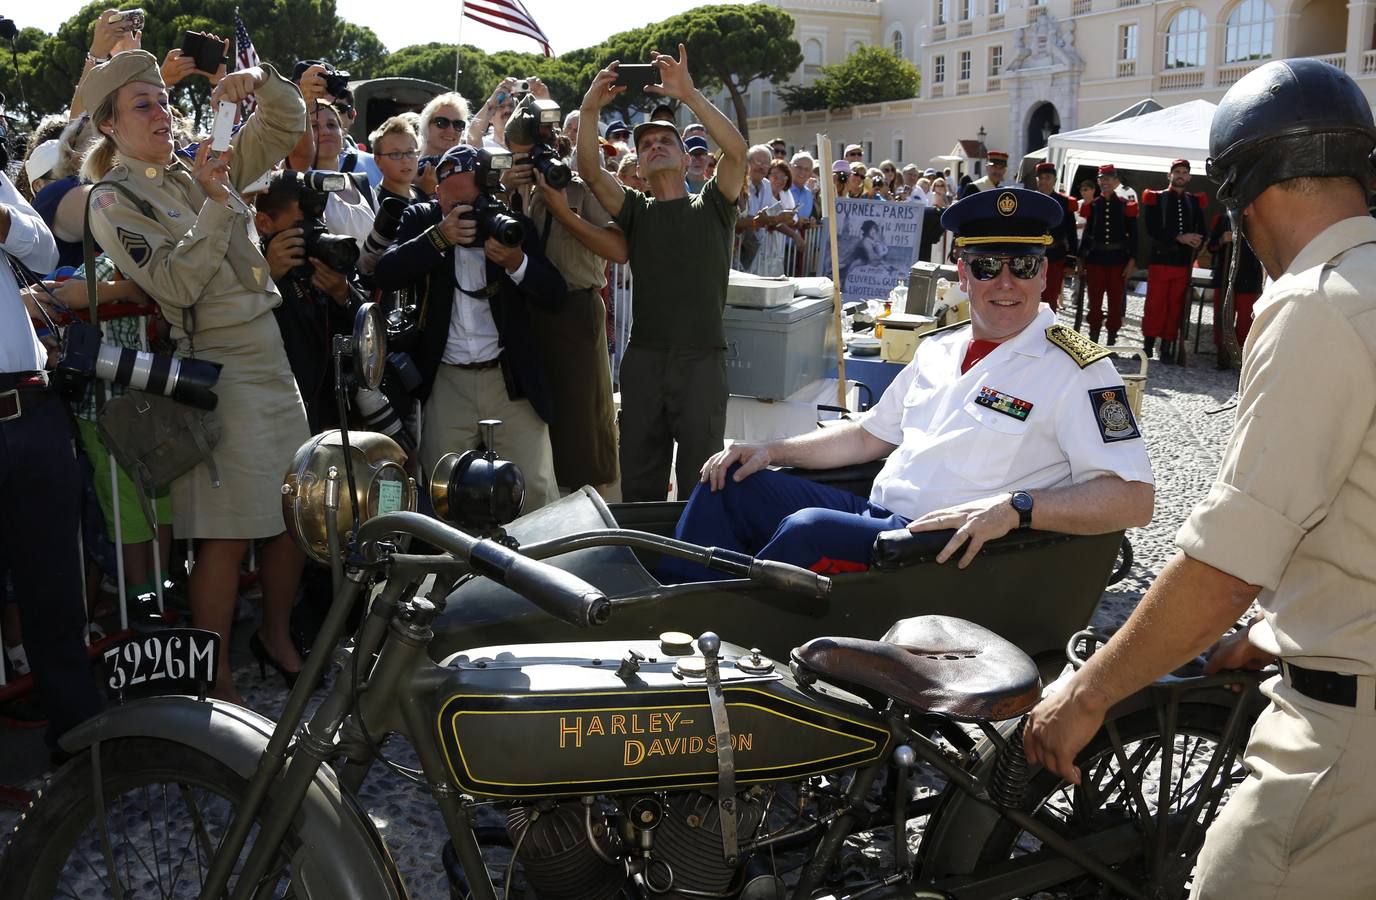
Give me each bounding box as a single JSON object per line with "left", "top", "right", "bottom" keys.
{"left": 463, "top": 0, "right": 553, "bottom": 57}
{"left": 234, "top": 12, "right": 261, "bottom": 113}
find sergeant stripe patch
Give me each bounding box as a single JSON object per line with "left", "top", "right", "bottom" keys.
{"left": 117, "top": 227, "right": 151, "bottom": 266}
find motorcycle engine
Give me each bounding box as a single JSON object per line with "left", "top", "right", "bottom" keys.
{"left": 507, "top": 790, "right": 767, "bottom": 899}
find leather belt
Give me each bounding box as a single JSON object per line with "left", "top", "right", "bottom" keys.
{"left": 1282, "top": 660, "right": 1368, "bottom": 708}
{"left": 0, "top": 371, "right": 48, "bottom": 390}
{"left": 446, "top": 357, "right": 501, "bottom": 371}
{"left": 0, "top": 378, "right": 52, "bottom": 423}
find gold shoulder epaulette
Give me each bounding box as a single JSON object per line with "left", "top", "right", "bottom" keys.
{"left": 1046, "top": 324, "right": 1110, "bottom": 368}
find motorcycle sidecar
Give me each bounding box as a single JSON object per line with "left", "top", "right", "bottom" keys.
{"left": 429, "top": 474, "right": 1129, "bottom": 672}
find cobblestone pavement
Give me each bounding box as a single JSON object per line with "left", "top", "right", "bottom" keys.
{"left": 1, "top": 289, "right": 1241, "bottom": 899}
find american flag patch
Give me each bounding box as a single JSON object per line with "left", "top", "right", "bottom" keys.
{"left": 92, "top": 190, "right": 118, "bottom": 210}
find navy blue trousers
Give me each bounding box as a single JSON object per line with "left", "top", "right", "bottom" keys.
{"left": 658, "top": 466, "right": 909, "bottom": 583}
{"left": 0, "top": 392, "right": 103, "bottom": 749}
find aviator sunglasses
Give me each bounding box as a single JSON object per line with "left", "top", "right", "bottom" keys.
{"left": 966, "top": 254, "right": 1045, "bottom": 281}
{"left": 430, "top": 116, "right": 464, "bottom": 131}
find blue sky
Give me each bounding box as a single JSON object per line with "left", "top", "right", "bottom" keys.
{"left": 29, "top": 1, "right": 739, "bottom": 56}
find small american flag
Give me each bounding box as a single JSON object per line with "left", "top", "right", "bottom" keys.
{"left": 234, "top": 12, "right": 260, "bottom": 113}
{"left": 463, "top": 0, "right": 553, "bottom": 57}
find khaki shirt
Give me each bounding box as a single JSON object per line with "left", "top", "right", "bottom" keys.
{"left": 1177, "top": 216, "right": 1376, "bottom": 674}
{"left": 522, "top": 176, "right": 615, "bottom": 291}
{"left": 88, "top": 65, "right": 305, "bottom": 338}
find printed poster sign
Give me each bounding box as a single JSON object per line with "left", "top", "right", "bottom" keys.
{"left": 818, "top": 198, "right": 921, "bottom": 302}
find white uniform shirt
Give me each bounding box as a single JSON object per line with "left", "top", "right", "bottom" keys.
{"left": 441, "top": 245, "right": 528, "bottom": 365}
{"left": 0, "top": 173, "right": 59, "bottom": 373}
{"left": 860, "top": 306, "right": 1154, "bottom": 519}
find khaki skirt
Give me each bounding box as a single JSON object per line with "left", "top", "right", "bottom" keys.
{"left": 172, "top": 312, "right": 310, "bottom": 540}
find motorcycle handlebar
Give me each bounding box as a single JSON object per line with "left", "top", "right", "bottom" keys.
{"left": 748, "top": 559, "right": 831, "bottom": 599}
{"left": 469, "top": 539, "right": 611, "bottom": 628}
{"left": 357, "top": 512, "right": 610, "bottom": 628}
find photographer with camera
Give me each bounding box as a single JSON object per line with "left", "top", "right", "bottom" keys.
{"left": 577, "top": 45, "right": 746, "bottom": 502}
{"left": 373, "top": 145, "right": 567, "bottom": 511}
{"left": 83, "top": 50, "right": 310, "bottom": 704}
{"left": 0, "top": 150, "right": 103, "bottom": 758}
{"left": 497, "top": 84, "right": 623, "bottom": 495}
{"left": 255, "top": 171, "right": 365, "bottom": 432}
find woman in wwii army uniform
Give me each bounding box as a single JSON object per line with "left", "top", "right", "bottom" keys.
{"left": 81, "top": 50, "right": 309, "bottom": 704}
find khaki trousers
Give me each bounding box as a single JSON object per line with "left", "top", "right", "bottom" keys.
{"left": 420, "top": 363, "right": 558, "bottom": 513}
{"left": 1191, "top": 676, "right": 1376, "bottom": 899}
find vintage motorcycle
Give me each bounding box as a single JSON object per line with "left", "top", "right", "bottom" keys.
{"left": 0, "top": 308, "right": 1264, "bottom": 899}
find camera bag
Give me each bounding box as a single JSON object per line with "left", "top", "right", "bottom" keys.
{"left": 85, "top": 179, "right": 222, "bottom": 501}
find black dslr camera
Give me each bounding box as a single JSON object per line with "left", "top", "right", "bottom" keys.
{"left": 272, "top": 170, "right": 361, "bottom": 276}
{"left": 466, "top": 149, "right": 525, "bottom": 247}
{"left": 503, "top": 94, "right": 572, "bottom": 190}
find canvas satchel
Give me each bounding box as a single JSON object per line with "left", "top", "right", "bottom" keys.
{"left": 86, "top": 178, "right": 221, "bottom": 497}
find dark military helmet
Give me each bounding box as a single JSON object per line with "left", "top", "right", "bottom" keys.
{"left": 1207, "top": 58, "right": 1376, "bottom": 210}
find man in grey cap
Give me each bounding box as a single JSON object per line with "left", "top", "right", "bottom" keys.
{"left": 578, "top": 45, "right": 747, "bottom": 501}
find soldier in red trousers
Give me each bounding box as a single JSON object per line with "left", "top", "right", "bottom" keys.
{"left": 1141, "top": 159, "right": 1207, "bottom": 363}
{"left": 1078, "top": 164, "right": 1138, "bottom": 345}
{"left": 1034, "top": 162, "right": 1079, "bottom": 311}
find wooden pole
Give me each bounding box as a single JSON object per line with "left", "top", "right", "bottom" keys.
{"left": 818, "top": 133, "right": 847, "bottom": 409}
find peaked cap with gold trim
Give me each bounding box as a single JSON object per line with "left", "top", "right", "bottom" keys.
{"left": 941, "top": 186, "right": 1065, "bottom": 253}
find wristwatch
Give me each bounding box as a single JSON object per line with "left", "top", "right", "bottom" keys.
{"left": 1010, "top": 491, "right": 1034, "bottom": 530}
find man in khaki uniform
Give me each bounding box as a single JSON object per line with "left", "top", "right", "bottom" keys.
{"left": 501, "top": 95, "right": 622, "bottom": 495}
{"left": 1024, "top": 59, "right": 1376, "bottom": 896}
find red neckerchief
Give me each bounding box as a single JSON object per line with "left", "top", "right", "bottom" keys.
{"left": 961, "top": 339, "right": 1001, "bottom": 374}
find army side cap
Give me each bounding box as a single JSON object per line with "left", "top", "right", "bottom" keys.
{"left": 79, "top": 50, "right": 164, "bottom": 115}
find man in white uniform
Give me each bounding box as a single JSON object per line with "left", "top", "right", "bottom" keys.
{"left": 660, "top": 187, "right": 1154, "bottom": 582}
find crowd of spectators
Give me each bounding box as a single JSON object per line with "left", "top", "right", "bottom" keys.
{"left": 0, "top": 11, "right": 764, "bottom": 748}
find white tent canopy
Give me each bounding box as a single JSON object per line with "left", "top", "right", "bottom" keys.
{"left": 1046, "top": 99, "right": 1218, "bottom": 181}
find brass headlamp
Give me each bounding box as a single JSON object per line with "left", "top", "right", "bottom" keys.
{"left": 282, "top": 430, "right": 416, "bottom": 564}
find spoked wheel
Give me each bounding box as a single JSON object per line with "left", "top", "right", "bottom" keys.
{"left": 0, "top": 737, "right": 304, "bottom": 899}
{"left": 978, "top": 703, "right": 1247, "bottom": 900}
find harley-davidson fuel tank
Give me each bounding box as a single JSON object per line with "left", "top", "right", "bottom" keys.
{"left": 430, "top": 638, "right": 892, "bottom": 799}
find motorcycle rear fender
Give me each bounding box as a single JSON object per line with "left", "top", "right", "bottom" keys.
{"left": 916, "top": 681, "right": 1251, "bottom": 881}
{"left": 60, "top": 696, "right": 408, "bottom": 900}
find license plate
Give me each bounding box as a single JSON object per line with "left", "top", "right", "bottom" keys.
{"left": 103, "top": 628, "right": 220, "bottom": 700}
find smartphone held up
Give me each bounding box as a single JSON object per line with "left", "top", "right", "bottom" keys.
{"left": 613, "top": 64, "right": 661, "bottom": 92}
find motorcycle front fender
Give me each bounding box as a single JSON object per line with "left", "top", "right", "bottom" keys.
{"left": 61, "top": 695, "right": 408, "bottom": 900}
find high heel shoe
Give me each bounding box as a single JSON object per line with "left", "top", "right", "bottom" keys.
{"left": 248, "top": 631, "right": 301, "bottom": 689}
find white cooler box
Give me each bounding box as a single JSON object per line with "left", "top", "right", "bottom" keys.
{"left": 726, "top": 270, "right": 797, "bottom": 308}
{"left": 724, "top": 296, "right": 835, "bottom": 400}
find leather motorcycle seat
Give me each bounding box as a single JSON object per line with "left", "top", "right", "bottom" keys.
{"left": 791, "top": 615, "right": 1041, "bottom": 721}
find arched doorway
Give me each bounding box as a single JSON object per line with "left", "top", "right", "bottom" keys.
{"left": 1026, "top": 102, "right": 1061, "bottom": 153}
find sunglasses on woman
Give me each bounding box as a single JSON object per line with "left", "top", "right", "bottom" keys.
{"left": 966, "top": 254, "right": 1045, "bottom": 281}
{"left": 430, "top": 116, "right": 463, "bottom": 131}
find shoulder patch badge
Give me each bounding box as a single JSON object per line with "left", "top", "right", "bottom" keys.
{"left": 1089, "top": 386, "right": 1140, "bottom": 443}
{"left": 117, "top": 227, "right": 151, "bottom": 267}
{"left": 1046, "top": 324, "right": 1111, "bottom": 368}
{"left": 91, "top": 188, "right": 119, "bottom": 211}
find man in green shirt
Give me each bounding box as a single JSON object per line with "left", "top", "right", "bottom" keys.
{"left": 578, "top": 45, "right": 747, "bottom": 501}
